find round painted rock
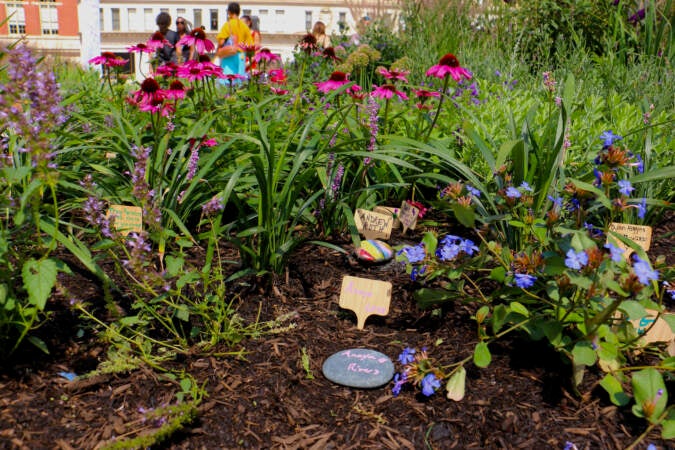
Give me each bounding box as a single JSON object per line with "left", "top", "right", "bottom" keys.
{"left": 355, "top": 240, "right": 394, "bottom": 264}
{"left": 322, "top": 348, "right": 395, "bottom": 389}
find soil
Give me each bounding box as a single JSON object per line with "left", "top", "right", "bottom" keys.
{"left": 1, "top": 213, "right": 673, "bottom": 450}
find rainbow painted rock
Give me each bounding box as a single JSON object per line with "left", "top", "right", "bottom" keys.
{"left": 356, "top": 240, "right": 394, "bottom": 264}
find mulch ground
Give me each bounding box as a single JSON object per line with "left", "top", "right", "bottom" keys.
{"left": 1, "top": 213, "right": 673, "bottom": 450}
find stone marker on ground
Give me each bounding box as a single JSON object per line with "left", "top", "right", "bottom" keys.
{"left": 355, "top": 239, "right": 394, "bottom": 264}
{"left": 322, "top": 348, "right": 394, "bottom": 388}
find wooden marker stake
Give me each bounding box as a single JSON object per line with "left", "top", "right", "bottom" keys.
{"left": 339, "top": 276, "right": 392, "bottom": 329}
{"left": 399, "top": 201, "right": 419, "bottom": 234}
{"left": 607, "top": 222, "right": 652, "bottom": 258}
{"left": 354, "top": 209, "right": 393, "bottom": 240}
{"left": 107, "top": 205, "right": 143, "bottom": 236}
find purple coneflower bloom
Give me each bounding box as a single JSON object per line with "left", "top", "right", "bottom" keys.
{"left": 315, "top": 71, "right": 350, "bottom": 93}
{"left": 372, "top": 84, "right": 408, "bottom": 101}
{"left": 127, "top": 43, "right": 154, "bottom": 54}
{"left": 89, "top": 52, "right": 128, "bottom": 67}
{"left": 253, "top": 48, "right": 281, "bottom": 64}
{"left": 377, "top": 67, "right": 409, "bottom": 83}
{"left": 177, "top": 27, "right": 215, "bottom": 54}
{"left": 426, "top": 53, "right": 472, "bottom": 82}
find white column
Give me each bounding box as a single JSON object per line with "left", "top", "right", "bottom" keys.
{"left": 78, "top": 0, "right": 102, "bottom": 69}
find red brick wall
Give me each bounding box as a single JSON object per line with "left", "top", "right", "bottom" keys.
{"left": 0, "top": 0, "right": 79, "bottom": 37}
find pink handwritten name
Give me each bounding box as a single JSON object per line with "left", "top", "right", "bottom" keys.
{"left": 341, "top": 350, "right": 388, "bottom": 364}
{"left": 346, "top": 362, "right": 380, "bottom": 375}
{"left": 345, "top": 281, "right": 373, "bottom": 298}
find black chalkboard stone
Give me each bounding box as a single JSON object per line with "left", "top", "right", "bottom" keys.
{"left": 322, "top": 348, "right": 394, "bottom": 388}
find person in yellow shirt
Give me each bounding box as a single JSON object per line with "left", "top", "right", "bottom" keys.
{"left": 216, "top": 2, "right": 253, "bottom": 80}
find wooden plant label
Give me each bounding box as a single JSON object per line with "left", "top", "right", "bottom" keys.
{"left": 632, "top": 310, "right": 675, "bottom": 356}
{"left": 107, "top": 205, "right": 143, "bottom": 236}
{"left": 373, "top": 206, "right": 401, "bottom": 229}
{"left": 399, "top": 201, "right": 419, "bottom": 234}
{"left": 339, "top": 275, "right": 392, "bottom": 329}
{"left": 354, "top": 209, "right": 393, "bottom": 240}
{"left": 607, "top": 222, "right": 652, "bottom": 258}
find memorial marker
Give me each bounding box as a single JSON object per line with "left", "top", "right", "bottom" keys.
{"left": 354, "top": 209, "right": 394, "bottom": 240}
{"left": 339, "top": 276, "right": 392, "bottom": 329}
{"left": 607, "top": 222, "right": 652, "bottom": 258}
{"left": 107, "top": 205, "right": 143, "bottom": 236}
{"left": 632, "top": 309, "right": 675, "bottom": 356}
{"left": 322, "top": 348, "right": 394, "bottom": 388}
{"left": 399, "top": 201, "right": 420, "bottom": 234}
{"left": 373, "top": 206, "right": 401, "bottom": 229}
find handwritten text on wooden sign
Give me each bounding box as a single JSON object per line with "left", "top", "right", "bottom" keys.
{"left": 354, "top": 209, "right": 393, "bottom": 240}
{"left": 107, "top": 205, "right": 143, "bottom": 236}
{"left": 399, "top": 201, "right": 419, "bottom": 233}
{"left": 339, "top": 275, "right": 392, "bottom": 329}
{"left": 608, "top": 222, "right": 652, "bottom": 258}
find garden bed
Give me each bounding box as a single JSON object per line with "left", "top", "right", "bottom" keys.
{"left": 1, "top": 214, "right": 672, "bottom": 450}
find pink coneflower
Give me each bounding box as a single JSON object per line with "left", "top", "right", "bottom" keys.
{"left": 253, "top": 48, "right": 281, "bottom": 64}
{"left": 155, "top": 62, "right": 180, "bottom": 77}
{"left": 372, "top": 84, "right": 408, "bottom": 101}
{"left": 270, "top": 86, "right": 289, "bottom": 95}
{"left": 89, "top": 52, "right": 128, "bottom": 67}
{"left": 322, "top": 47, "right": 341, "bottom": 62}
{"left": 378, "top": 67, "right": 409, "bottom": 83}
{"left": 177, "top": 60, "right": 222, "bottom": 81}
{"left": 127, "top": 43, "right": 154, "bottom": 54}
{"left": 239, "top": 43, "right": 260, "bottom": 58}
{"left": 147, "top": 31, "right": 171, "bottom": 51}
{"left": 223, "top": 74, "right": 246, "bottom": 83}
{"left": 131, "top": 77, "right": 167, "bottom": 104}
{"left": 413, "top": 88, "right": 441, "bottom": 99}
{"left": 315, "top": 71, "right": 350, "bottom": 93}
{"left": 269, "top": 69, "right": 287, "bottom": 84}
{"left": 177, "top": 27, "right": 215, "bottom": 55}
{"left": 165, "top": 80, "right": 186, "bottom": 100}
{"left": 426, "top": 53, "right": 472, "bottom": 82}
{"left": 348, "top": 84, "right": 366, "bottom": 100}
{"left": 298, "top": 33, "right": 318, "bottom": 53}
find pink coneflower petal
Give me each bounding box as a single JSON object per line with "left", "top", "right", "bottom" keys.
{"left": 315, "top": 71, "right": 350, "bottom": 93}
{"left": 426, "top": 53, "right": 472, "bottom": 82}
{"left": 377, "top": 67, "right": 409, "bottom": 83}
{"left": 372, "top": 84, "right": 408, "bottom": 101}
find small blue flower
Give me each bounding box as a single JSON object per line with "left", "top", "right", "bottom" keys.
{"left": 399, "top": 244, "right": 426, "bottom": 263}
{"left": 646, "top": 444, "right": 657, "bottom": 450}
{"left": 410, "top": 265, "right": 427, "bottom": 282}
{"left": 599, "top": 130, "right": 622, "bottom": 148}
{"left": 618, "top": 180, "right": 634, "bottom": 196}
{"left": 547, "top": 195, "right": 563, "bottom": 208}
{"left": 584, "top": 222, "right": 604, "bottom": 239}
{"left": 505, "top": 186, "right": 521, "bottom": 199}
{"left": 437, "top": 243, "right": 461, "bottom": 261}
{"left": 633, "top": 256, "right": 658, "bottom": 285}
{"left": 392, "top": 372, "right": 408, "bottom": 396}
{"left": 565, "top": 249, "right": 588, "bottom": 270}
{"left": 440, "top": 235, "right": 462, "bottom": 245}
{"left": 519, "top": 181, "right": 534, "bottom": 192}
{"left": 398, "top": 347, "right": 416, "bottom": 365}
{"left": 563, "top": 442, "right": 578, "bottom": 450}
{"left": 466, "top": 185, "right": 481, "bottom": 197}
{"left": 420, "top": 373, "right": 441, "bottom": 396}
{"left": 514, "top": 273, "right": 536, "bottom": 289}
{"left": 637, "top": 197, "right": 647, "bottom": 219}
{"left": 604, "top": 242, "right": 623, "bottom": 263}
{"left": 635, "top": 154, "right": 644, "bottom": 173}
{"left": 460, "top": 239, "right": 479, "bottom": 256}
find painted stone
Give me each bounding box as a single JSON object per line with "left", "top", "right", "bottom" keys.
{"left": 355, "top": 239, "right": 394, "bottom": 264}
{"left": 322, "top": 348, "right": 395, "bottom": 388}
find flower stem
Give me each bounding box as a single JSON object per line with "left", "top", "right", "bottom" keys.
{"left": 426, "top": 75, "right": 450, "bottom": 141}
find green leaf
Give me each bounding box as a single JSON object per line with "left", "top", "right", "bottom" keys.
{"left": 473, "top": 342, "right": 491, "bottom": 368}
{"left": 414, "top": 288, "right": 456, "bottom": 309}
{"left": 631, "top": 368, "right": 667, "bottom": 422}
{"left": 618, "top": 301, "right": 647, "bottom": 321}
{"left": 662, "top": 418, "right": 675, "bottom": 440}
{"left": 490, "top": 266, "right": 506, "bottom": 282}
{"left": 572, "top": 341, "right": 597, "bottom": 366}
{"left": 175, "top": 306, "right": 190, "bottom": 322}
{"left": 663, "top": 314, "right": 675, "bottom": 332}
{"left": 509, "top": 301, "right": 529, "bottom": 317}
{"left": 491, "top": 304, "right": 508, "bottom": 334}
{"left": 542, "top": 321, "right": 563, "bottom": 346}
{"left": 27, "top": 336, "right": 49, "bottom": 354}
{"left": 22, "top": 258, "right": 57, "bottom": 310}
{"left": 451, "top": 203, "right": 475, "bottom": 228}
{"left": 599, "top": 374, "right": 630, "bottom": 406}
{"left": 165, "top": 255, "right": 184, "bottom": 277}
{"left": 119, "top": 316, "right": 144, "bottom": 326}
{"left": 446, "top": 366, "right": 466, "bottom": 401}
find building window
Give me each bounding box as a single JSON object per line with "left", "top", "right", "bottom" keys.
{"left": 6, "top": 3, "right": 26, "bottom": 35}
{"left": 160, "top": 8, "right": 168, "bottom": 13}
{"left": 305, "top": 11, "right": 312, "bottom": 31}
{"left": 99, "top": 8, "right": 104, "bottom": 31}
{"left": 193, "top": 9, "right": 202, "bottom": 28}
{"left": 242, "top": 9, "right": 251, "bottom": 16}
{"left": 40, "top": 1, "right": 59, "bottom": 35}
{"left": 259, "top": 9, "right": 268, "bottom": 16}
{"left": 111, "top": 8, "right": 120, "bottom": 31}
{"left": 127, "top": 8, "right": 137, "bottom": 30}
{"left": 177, "top": 8, "right": 185, "bottom": 16}
{"left": 144, "top": 8, "right": 153, "bottom": 31}
{"left": 209, "top": 9, "right": 218, "bottom": 31}
{"left": 339, "top": 12, "right": 347, "bottom": 31}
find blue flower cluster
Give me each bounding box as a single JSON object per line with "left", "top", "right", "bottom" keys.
{"left": 436, "top": 235, "right": 478, "bottom": 261}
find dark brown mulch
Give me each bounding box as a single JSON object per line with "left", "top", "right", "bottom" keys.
{"left": 1, "top": 214, "right": 673, "bottom": 450}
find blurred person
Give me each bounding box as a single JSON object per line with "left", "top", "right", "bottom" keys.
{"left": 216, "top": 2, "right": 253, "bottom": 79}
{"left": 154, "top": 12, "right": 179, "bottom": 65}
{"left": 175, "top": 17, "right": 193, "bottom": 62}
{"left": 312, "top": 21, "right": 331, "bottom": 48}
{"left": 242, "top": 15, "right": 262, "bottom": 71}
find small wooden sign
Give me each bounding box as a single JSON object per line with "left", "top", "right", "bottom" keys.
{"left": 107, "top": 205, "right": 143, "bottom": 236}
{"left": 373, "top": 206, "right": 401, "bottom": 229}
{"left": 399, "top": 201, "right": 419, "bottom": 234}
{"left": 607, "top": 222, "right": 652, "bottom": 258}
{"left": 339, "top": 275, "right": 392, "bottom": 329}
{"left": 354, "top": 209, "right": 393, "bottom": 240}
{"left": 632, "top": 310, "right": 675, "bottom": 356}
